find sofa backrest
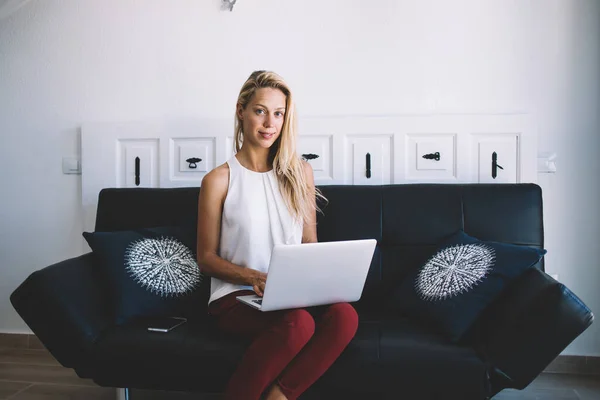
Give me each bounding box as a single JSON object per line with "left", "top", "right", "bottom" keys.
{"left": 316, "top": 184, "right": 544, "bottom": 309}
{"left": 95, "top": 187, "right": 200, "bottom": 232}
{"left": 95, "top": 184, "right": 544, "bottom": 311}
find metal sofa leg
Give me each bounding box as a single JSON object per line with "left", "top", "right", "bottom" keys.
{"left": 116, "top": 388, "right": 131, "bottom": 400}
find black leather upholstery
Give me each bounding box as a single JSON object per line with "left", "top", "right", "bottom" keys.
{"left": 9, "top": 253, "right": 113, "bottom": 368}
{"left": 10, "top": 184, "right": 593, "bottom": 399}
{"left": 475, "top": 267, "right": 595, "bottom": 395}
{"left": 94, "top": 187, "right": 200, "bottom": 233}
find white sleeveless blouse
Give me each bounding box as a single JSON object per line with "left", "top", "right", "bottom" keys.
{"left": 208, "top": 155, "right": 304, "bottom": 304}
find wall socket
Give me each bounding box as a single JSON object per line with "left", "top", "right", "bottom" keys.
{"left": 62, "top": 157, "right": 81, "bottom": 175}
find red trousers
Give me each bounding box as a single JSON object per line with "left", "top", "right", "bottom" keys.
{"left": 208, "top": 290, "right": 359, "bottom": 400}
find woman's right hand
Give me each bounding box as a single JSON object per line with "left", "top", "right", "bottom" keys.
{"left": 251, "top": 271, "right": 267, "bottom": 297}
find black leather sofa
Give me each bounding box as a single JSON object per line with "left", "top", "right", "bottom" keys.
{"left": 10, "top": 184, "right": 594, "bottom": 399}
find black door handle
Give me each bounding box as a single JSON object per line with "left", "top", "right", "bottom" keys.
{"left": 422, "top": 152, "right": 441, "bottom": 161}
{"left": 186, "top": 157, "right": 202, "bottom": 169}
{"left": 135, "top": 157, "right": 140, "bottom": 186}
{"left": 301, "top": 153, "right": 320, "bottom": 161}
{"left": 492, "top": 152, "right": 504, "bottom": 179}
{"left": 366, "top": 153, "right": 371, "bottom": 178}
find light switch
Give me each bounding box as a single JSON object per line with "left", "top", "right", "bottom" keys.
{"left": 62, "top": 157, "right": 81, "bottom": 175}
{"left": 538, "top": 152, "right": 557, "bottom": 173}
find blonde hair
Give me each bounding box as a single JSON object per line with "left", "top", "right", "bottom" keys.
{"left": 234, "top": 70, "right": 326, "bottom": 224}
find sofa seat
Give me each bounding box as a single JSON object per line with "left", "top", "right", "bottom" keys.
{"left": 87, "top": 313, "right": 488, "bottom": 398}
{"left": 313, "top": 316, "right": 488, "bottom": 399}
{"left": 89, "top": 319, "right": 245, "bottom": 392}
{"left": 89, "top": 316, "right": 381, "bottom": 393}
{"left": 378, "top": 319, "right": 489, "bottom": 399}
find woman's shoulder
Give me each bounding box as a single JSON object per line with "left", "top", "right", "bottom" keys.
{"left": 301, "top": 159, "right": 313, "bottom": 172}
{"left": 301, "top": 159, "right": 314, "bottom": 181}
{"left": 201, "top": 163, "right": 230, "bottom": 195}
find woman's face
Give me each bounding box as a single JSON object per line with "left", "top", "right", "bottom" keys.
{"left": 238, "top": 87, "right": 287, "bottom": 150}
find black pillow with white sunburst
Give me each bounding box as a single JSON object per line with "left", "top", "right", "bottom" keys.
{"left": 393, "top": 230, "right": 546, "bottom": 343}
{"left": 83, "top": 226, "right": 203, "bottom": 325}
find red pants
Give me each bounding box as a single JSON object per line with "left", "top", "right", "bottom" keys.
{"left": 208, "top": 290, "right": 359, "bottom": 400}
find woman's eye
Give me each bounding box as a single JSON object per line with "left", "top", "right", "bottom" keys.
{"left": 275, "top": 111, "right": 284, "bottom": 117}
{"left": 255, "top": 109, "right": 265, "bottom": 115}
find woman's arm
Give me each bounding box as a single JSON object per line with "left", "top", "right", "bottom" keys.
{"left": 196, "top": 165, "right": 267, "bottom": 296}
{"left": 302, "top": 161, "right": 318, "bottom": 244}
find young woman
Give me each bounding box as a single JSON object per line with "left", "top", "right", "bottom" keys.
{"left": 197, "top": 71, "right": 358, "bottom": 400}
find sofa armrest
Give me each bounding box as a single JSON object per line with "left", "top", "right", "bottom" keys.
{"left": 10, "top": 253, "right": 114, "bottom": 369}
{"left": 474, "top": 267, "right": 594, "bottom": 392}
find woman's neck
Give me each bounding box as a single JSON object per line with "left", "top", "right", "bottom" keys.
{"left": 236, "top": 148, "right": 272, "bottom": 173}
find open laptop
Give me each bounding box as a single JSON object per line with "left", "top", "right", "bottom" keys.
{"left": 236, "top": 239, "right": 377, "bottom": 312}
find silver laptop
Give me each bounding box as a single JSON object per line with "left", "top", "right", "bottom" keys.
{"left": 236, "top": 239, "right": 377, "bottom": 312}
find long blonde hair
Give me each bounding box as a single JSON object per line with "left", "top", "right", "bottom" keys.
{"left": 234, "top": 70, "right": 326, "bottom": 224}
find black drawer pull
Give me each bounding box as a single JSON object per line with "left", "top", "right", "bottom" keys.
{"left": 301, "top": 153, "right": 320, "bottom": 161}
{"left": 366, "top": 153, "right": 371, "bottom": 179}
{"left": 186, "top": 157, "right": 202, "bottom": 169}
{"left": 135, "top": 157, "right": 140, "bottom": 186}
{"left": 492, "top": 152, "right": 504, "bottom": 179}
{"left": 422, "top": 152, "right": 440, "bottom": 161}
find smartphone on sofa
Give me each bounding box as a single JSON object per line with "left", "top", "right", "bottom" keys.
{"left": 144, "top": 316, "right": 187, "bottom": 333}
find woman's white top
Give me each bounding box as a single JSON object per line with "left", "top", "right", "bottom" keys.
{"left": 208, "top": 155, "right": 304, "bottom": 305}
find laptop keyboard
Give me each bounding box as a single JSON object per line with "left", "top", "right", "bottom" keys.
{"left": 252, "top": 299, "right": 263, "bottom": 305}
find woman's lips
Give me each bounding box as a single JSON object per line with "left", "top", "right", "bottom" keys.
{"left": 260, "top": 132, "right": 275, "bottom": 140}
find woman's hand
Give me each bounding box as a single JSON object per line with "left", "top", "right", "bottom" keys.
{"left": 251, "top": 271, "right": 267, "bottom": 297}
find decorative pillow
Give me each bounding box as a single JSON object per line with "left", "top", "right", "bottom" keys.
{"left": 393, "top": 229, "right": 546, "bottom": 343}
{"left": 83, "top": 226, "right": 204, "bottom": 324}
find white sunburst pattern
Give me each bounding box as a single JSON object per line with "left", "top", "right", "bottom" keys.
{"left": 125, "top": 236, "right": 201, "bottom": 298}
{"left": 416, "top": 243, "right": 495, "bottom": 302}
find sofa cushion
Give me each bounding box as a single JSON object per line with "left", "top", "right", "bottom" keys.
{"left": 393, "top": 229, "right": 546, "bottom": 342}
{"left": 303, "top": 321, "right": 383, "bottom": 397}
{"left": 378, "top": 319, "right": 490, "bottom": 399}
{"left": 89, "top": 319, "right": 381, "bottom": 393}
{"left": 83, "top": 226, "right": 204, "bottom": 324}
{"left": 89, "top": 319, "right": 246, "bottom": 391}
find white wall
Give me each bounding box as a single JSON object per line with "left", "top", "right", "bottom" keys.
{"left": 0, "top": 0, "right": 598, "bottom": 355}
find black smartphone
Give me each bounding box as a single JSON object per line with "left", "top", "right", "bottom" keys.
{"left": 145, "top": 317, "right": 187, "bottom": 333}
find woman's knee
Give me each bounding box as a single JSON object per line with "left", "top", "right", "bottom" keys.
{"left": 326, "top": 303, "right": 359, "bottom": 335}
{"left": 280, "top": 309, "right": 315, "bottom": 342}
